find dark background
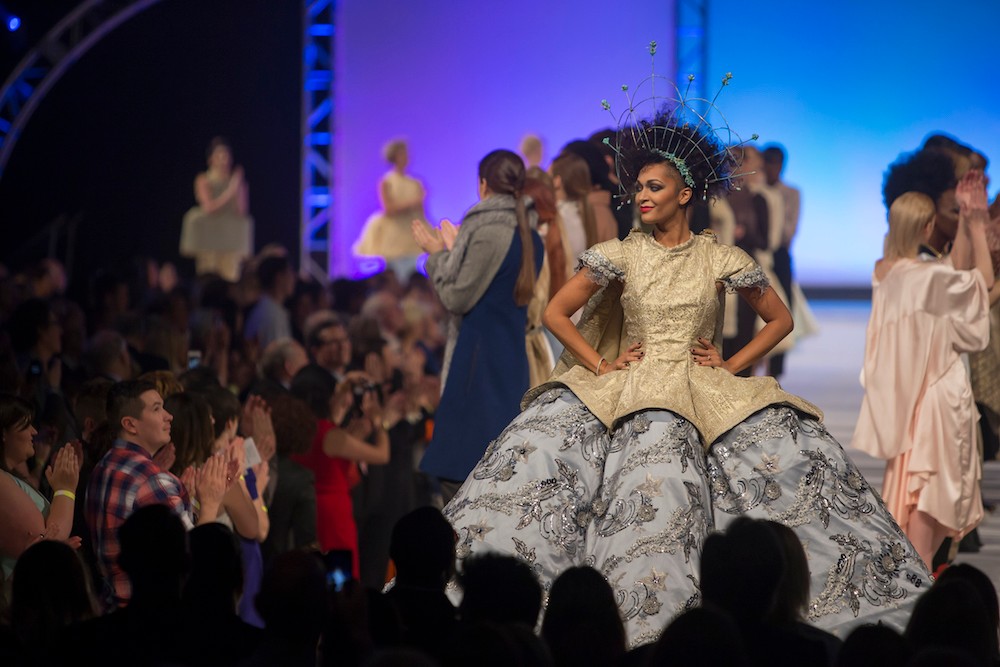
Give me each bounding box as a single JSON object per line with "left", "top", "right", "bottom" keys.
{"left": 0, "top": 0, "right": 302, "bottom": 299}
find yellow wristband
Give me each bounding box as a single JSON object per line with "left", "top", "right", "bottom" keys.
{"left": 192, "top": 498, "right": 202, "bottom": 511}
{"left": 261, "top": 504, "right": 268, "bottom": 513}
{"left": 53, "top": 489, "right": 76, "bottom": 502}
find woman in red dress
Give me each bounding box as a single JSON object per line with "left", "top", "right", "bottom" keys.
{"left": 292, "top": 373, "right": 388, "bottom": 576}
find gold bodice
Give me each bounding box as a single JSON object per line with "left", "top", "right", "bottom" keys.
{"left": 524, "top": 230, "right": 821, "bottom": 448}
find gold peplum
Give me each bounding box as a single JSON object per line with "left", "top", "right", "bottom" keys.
{"left": 523, "top": 230, "right": 821, "bottom": 449}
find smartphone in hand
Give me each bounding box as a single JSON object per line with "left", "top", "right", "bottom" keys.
{"left": 323, "top": 549, "right": 354, "bottom": 592}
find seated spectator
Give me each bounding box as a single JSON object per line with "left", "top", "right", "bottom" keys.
{"left": 178, "top": 364, "right": 221, "bottom": 394}
{"left": 68, "top": 378, "right": 114, "bottom": 584}
{"left": 905, "top": 577, "right": 994, "bottom": 667}
{"left": 119, "top": 312, "right": 171, "bottom": 375}
{"left": 88, "top": 270, "right": 129, "bottom": 333}
{"left": 182, "top": 522, "right": 263, "bottom": 666}
{"left": 764, "top": 520, "right": 841, "bottom": 663}
{"left": 164, "top": 391, "right": 215, "bottom": 476}
{"left": 700, "top": 517, "right": 828, "bottom": 667}
{"left": 7, "top": 298, "right": 75, "bottom": 447}
{"left": 381, "top": 506, "right": 458, "bottom": 659}
{"left": 289, "top": 278, "right": 330, "bottom": 343}
{"left": 351, "top": 331, "right": 431, "bottom": 589}
{"left": 246, "top": 550, "right": 328, "bottom": 667}
{"left": 836, "top": 624, "right": 910, "bottom": 667}
{"left": 360, "top": 290, "right": 407, "bottom": 349}
{"left": 443, "top": 620, "right": 553, "bottom": 667}
{"left": 59, "top": 505, "right": 191, "bottom": 666}
{"left": 0, "top": 394, "right": 79, "bottom": 605}
{"left": 55, "top": 299, "right": 89, "bottom": 398}
{"left": 86, "top": 380, "right": 226, "bottom": 608}
{"left": 291, "top": 367, "right": 389, "bottom": 577}
{"left": 85, "top": 329, "right": 133, "bottom": 383}
{"left": 253, "top": 337, "right": 308, "bottom": 399}
{"left": 933, "top": 563, "right": 1000, "bottom": 663}
{"left": 458, "top": 552, "right": 542, "bottom": 629}
{"left": 294, "top": 315, "right": 351, "bottom": 404}
{"left": 541, "top": 566, "right": 625, "bottom": 667}
{"left": 262, "top": 393, "right": 318, "bottom": 566}
{"left": 647, "top": 607, "right": 748, "bottom": 667}
{"left": 7, "top": 540, "right": 96, "bottom": 664}
{"left": 185, "top": 385, "right": 271, "bottom": 627}
{"left": 244, "top": 256, "right": 294, "bottom": 350}
{"left": 137, "top": 369, "right": 183, "bottom": 400}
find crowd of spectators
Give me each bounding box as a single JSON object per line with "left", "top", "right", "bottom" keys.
{"left": 0, "top": 251, "right": 997, "bottom": 666}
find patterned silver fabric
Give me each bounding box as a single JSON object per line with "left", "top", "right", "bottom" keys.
{"left": 445, "top": 390, "right": 928, "bottom": 648}
{"left": 720, "top": 264, "right": 769, "bottom": 293}
{"left": 577, "top": 248, "right": 626, "bottom": 287}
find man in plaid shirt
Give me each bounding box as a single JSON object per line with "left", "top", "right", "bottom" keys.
{"left": 86, "top": 379, "right": 226, "bottom": 608}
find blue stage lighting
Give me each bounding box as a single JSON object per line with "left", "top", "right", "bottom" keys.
{"left": 6, "top": 15, "right": 18, "bottom": 32}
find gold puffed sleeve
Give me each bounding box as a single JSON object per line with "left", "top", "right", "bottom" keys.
{"left": 714, "top": 243, "right": 769, "bottom": 293}
{"left": 577, "top": 238, "right": 628, "bottom": 287}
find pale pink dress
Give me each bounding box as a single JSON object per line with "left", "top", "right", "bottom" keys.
{"left": 853, "top": 256, "right": 989, "bottom": 538}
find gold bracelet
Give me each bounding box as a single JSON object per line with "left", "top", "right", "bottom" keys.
{"left": 53, "top": 489, "right": 76, "bottom": 502}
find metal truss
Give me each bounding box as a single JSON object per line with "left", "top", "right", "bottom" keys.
{"left": 300, "top": 0, "right": 335, "bottom": 283}
{"left": 675, "top": 0, "right": 708, "bottom": 110}
{"left": 0, "top": 0, "right": 165, "bottom": 179}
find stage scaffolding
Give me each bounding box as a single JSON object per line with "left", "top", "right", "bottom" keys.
{"left": 300, "top": 0, "right": 335, "bottom": 283}
{"left": 0, "top": 0, "right": 165, "bottom": 179}
{"left": 675, "top": 0, "right": 708, "bottom": 111}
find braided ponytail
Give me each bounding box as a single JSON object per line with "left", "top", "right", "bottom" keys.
{"left": 512, "top": 189, "right": 536, "bottom": 306}
{"left": 479, "top": 149, "right": 536, "bottom": 306}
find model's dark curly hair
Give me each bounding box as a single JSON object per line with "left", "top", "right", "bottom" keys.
{"left": 616, "top": 106, "right": 737, "bottom": 203}
{"left": 882, "top": 148, "right": 956, "bottom": 210}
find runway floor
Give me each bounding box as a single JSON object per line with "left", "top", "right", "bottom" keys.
{"left": 780, "top": 300, "right": 1000, "bottom": 582}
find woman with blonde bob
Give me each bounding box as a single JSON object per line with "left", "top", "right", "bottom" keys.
{"left": 882, "top": 192, "right": 938, "bottom": 260}
{"left": 854, "top": 178, "right": 994, "bottom": 568}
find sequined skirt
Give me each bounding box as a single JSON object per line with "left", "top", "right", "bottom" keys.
{"left": 443, "top": 388, "right": 929, "bottom": 647}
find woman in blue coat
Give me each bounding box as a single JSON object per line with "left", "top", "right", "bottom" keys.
{"left": 412, "top": 149, "right": 545, "bottom": 502}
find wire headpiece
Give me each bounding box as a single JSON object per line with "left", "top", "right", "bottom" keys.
{"left": 600, "top": 41, "right": 758, "bottom": 203}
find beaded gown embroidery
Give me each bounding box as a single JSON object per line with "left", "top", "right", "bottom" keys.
{"left": 444, "top": 231, "right": 928, "bottom": 647}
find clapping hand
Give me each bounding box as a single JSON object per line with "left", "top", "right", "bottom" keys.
{"left": 152, "top": 442, "right": 176, "bottom": 472}
{"left": 225, "top": 437, "right": 246, "bottom": 484}
{"left": 440, "top": 219, "right": 459, "bottom": 251}
{"left": 45, "top": 443, "right": 80, "bottom": 493}
{"left": 180, "top": 465, "right": 198, "bottom": 499}
{"left": 412, "top": 219, "right": 445, "bottom": 254}
{"left": 242, "top": 396, "right": 276, "bottom": 462}
{"left": 196, "top": 454, "right": 228, "bottom": 510}
{"left": 957, "top": 170, "right": 988, "bottom": 216}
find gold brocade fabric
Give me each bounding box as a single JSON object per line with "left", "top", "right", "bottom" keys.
{"left": 523, "top": 230, "right": 821, "bottom": 448}
{"left": 526, "top": 254, "right": 554, "bottom": 387}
